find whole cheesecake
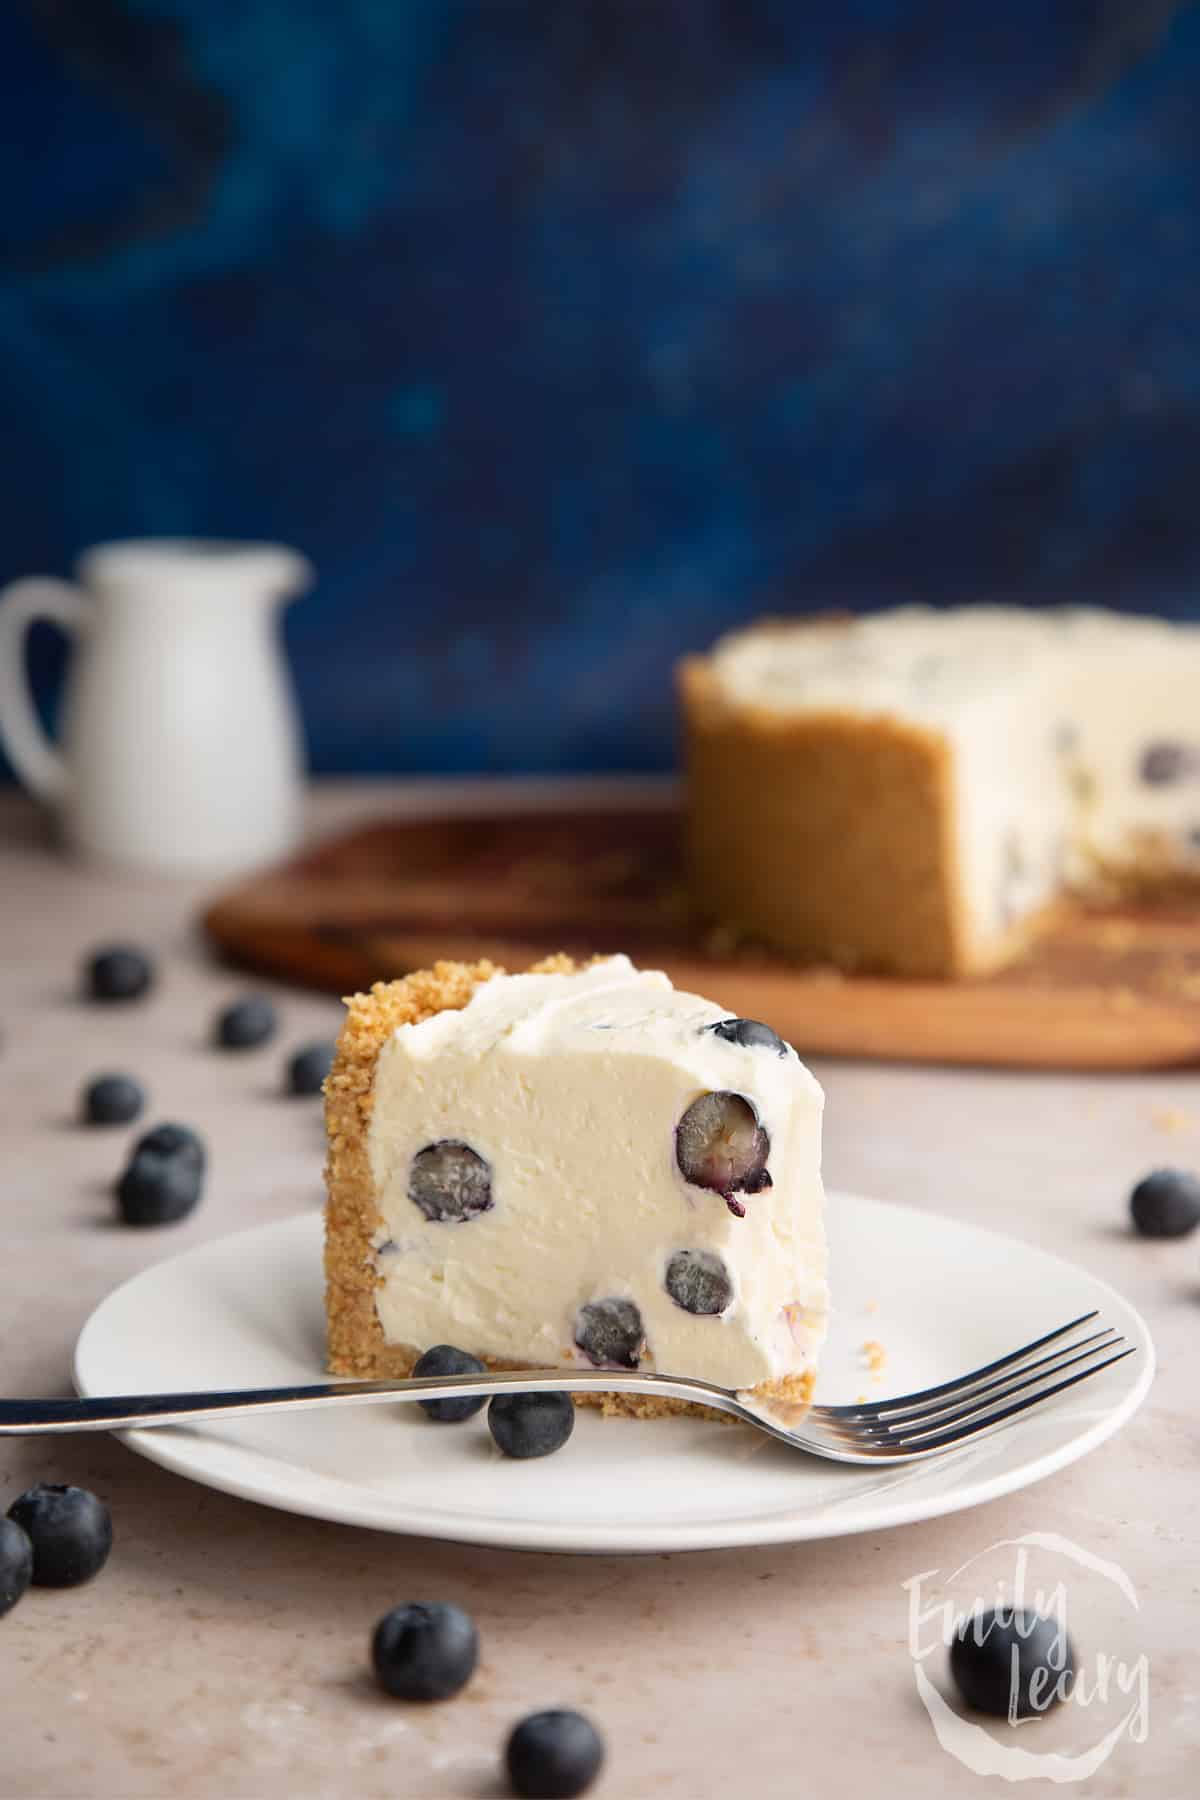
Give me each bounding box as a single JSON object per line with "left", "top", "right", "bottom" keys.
{"left": 324, "top": 954, "right": 827, "bottom": 1416}
{"left": 680, "top": 605, "right": 1200, "bottom": 978}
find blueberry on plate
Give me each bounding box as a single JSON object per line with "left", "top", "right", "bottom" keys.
{"left": 7, "top": 1484, "right": 113, "bottom": 1588}
{"left": 488, "top": 1392, "right": 575, "bottom": 1460}
{"left": 115, "top": 1121, "right": 206, "bottom": 1226}
{"left": 506, "top": 1709, "right": 605, "bottom": 1799}
{"left": 85, "top": 944, "right": 154, "bottom": 1003}
{"left": 215, "top": 995, "right": 277, "bottom": 1050}
{"left": 949, "top": 1608, "right": 1074, "bottom": 1719}
{"left": 1130, "top": 1168, "right": 1200, "bottom": 1238}
{"left": 574, "top": 1298, "right": 644, "bottom": 1368}
{"left": 286, "top": 1040, "right": 336, "bottom": 1096}
{"left": 81, "top": 1073, "right": 145, "bottom": 1127}
{"left": 0, "top": 1516, "right": 33, "bottom": 1616}
{"left": 408, "top": 1140, "right": 493, "bottom": 1222}
{"left": 411, "top": 1344, "right": 488, "bottom": 1422}
{"left": 371, "top": 1601, "right": 478, "bottom": 1700}
{"left": 704, "top": 1017, "right": 789, "bottom": 1056}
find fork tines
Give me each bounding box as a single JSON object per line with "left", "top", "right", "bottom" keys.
{"left": 813, "top": 1311, "right": 1135, "bottom": 1457}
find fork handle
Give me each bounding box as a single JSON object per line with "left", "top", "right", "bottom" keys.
{"left": 1, "top": 1369, "right": 734, "bottom": 1434}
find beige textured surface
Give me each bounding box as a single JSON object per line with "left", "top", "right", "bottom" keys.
{"left": 0, "top": 780, "right": 1194, "bottom": 1798}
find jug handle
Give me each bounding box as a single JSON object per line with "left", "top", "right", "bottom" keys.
{"left": 0, "top": 577, "right": 88, "bottom": 804}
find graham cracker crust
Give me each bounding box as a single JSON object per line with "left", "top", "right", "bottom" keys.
{"left": 324, "top": 953, "right": 818, "bottom": 1421}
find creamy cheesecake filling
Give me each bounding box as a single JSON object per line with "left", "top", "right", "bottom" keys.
{"left": 707, "top": 605, "right": 1200, "bottom": 955}
{"left": 366, "top": 956, "right": 827, "bottom": 1391}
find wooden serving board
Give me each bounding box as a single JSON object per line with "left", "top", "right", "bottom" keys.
{"left": 203, "top": 801, "right": 1200, "bottom": 1070}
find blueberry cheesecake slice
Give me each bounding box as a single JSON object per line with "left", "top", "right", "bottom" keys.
{"left": 324, "top": 955, "right": 827, "bottom": 1417}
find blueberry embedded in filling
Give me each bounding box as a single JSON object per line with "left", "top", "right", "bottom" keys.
{"left": 674, "top": 1091, "right": 771, "bottom": 1217}
{"left": 703, "top": 1017, "right": 789, "bottom": 1056}
{"left": 663, "top": 1248, "right": 734, "bottom": 1316}
{"left": 1139, "top": 740, "right": 1200, "bottom": 785}
{"left": 407, "top": 1140, "right": 493, "bottom": 1222}
{"left": 574, "top": 1297, "right": 645, "bottom": 1368}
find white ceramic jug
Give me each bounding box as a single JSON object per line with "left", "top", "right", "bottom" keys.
{"left": 0, "top": 538, "right": 313, "bottom": 875}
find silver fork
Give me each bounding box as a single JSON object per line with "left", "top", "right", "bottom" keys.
{"left": 0, "top": 1312, "right": 1133, "bottom": 1464}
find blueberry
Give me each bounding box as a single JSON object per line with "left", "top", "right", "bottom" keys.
{"left": 116, "top": 1153, "right": 202, "bottom": 1226}
{"left": 488, "top": 1392, "right": 575, "bottom": 1460}
{"left": 949, "top": 1608, "right": 1074, "bottom": 1719}
{"left": 1129, "top": 1168, "right": 1200, "bottom": 1238}
{"left": 663, "top": 1248, "right": 733, "bottom": 1316}
{"left": 371, "top": 1601, "right": 478, "bottom": 1700}
{"left": 7, "top": 1484, "right": 112, "bottom": 1588}
{"left": 412, "top": 1344, "right": 487, "bottom": 1422}
{"left": 81, "top": 1073, "right": 145, "bottom": 1126}
{"left": 286, "top": 1040, "right": 336, "bottom": 1095}
{"left": 506, "top": 1709, "right": 605, "bottom": 1799}
{"left": 115, "top": 1121, "right": 206, "bottom": 1226}
{"left": 85, "top": 944, "right": 154, "bottom": 1003}
{"left": 134, "top": 1122, "right": 205, "bottom": 1171}
{"left": 675, "top": 1091, "right": 771, "bottom": 1217}
{"left": 408, "top": 1141, "right": 493, "bottom": 1222}
{"left": 1139, "top": 740, "right": 1198, "bottom": 785}
{"left": 574, "top": 1298, "right": 644, "bottom": 1368}
{"left": 215, "top": 995, "right": 277, "bottom": 1050}
{"left": 0, "top": 1516, "right": 33, "bottom": 1616}
{"left": 704, "top": 1017, "right": 789, "bottom": 1056}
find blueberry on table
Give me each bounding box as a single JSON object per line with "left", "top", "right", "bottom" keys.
{"left": 286, "top": 1041, "right": 336, "bottom": 1096}
{"left": 664, "top": 1248, "right": 733, "bottom": 1316}
{"left": 411, "top": 1344, "right": 488, "bottom": 1422}
{"left": 574, "top": 1298, "right": 644, "bottom": 1368}
{"left": 675, "top": 1091, "right": 772, "bottom": 1217}
{"left": 0, "top": 1516, "right": 33, "bottom": 1616}
{"left": 371, "top": 1601, "right": 478, "bottom": 1700}
{"left": 134, "top": 1121, "right": 205, "bottom": 1171}
{"left": 115, "top": 1121, "right": 206, "bottom": 1225}
{"left": 488, "top": 1392, "right": 575, "bottom": 1460}
{"left": 408, "top": 1140, "right": 493, "bottom": 1222}
{"left": 949, "top": 1608, "right": 1074, "bottom": 1719}
{"left": 704, "top": 1017, "right": 789, "bottom": 1056}
{"left": 215, "top": 995, "right": 277, "bottom": 1050}
{"left": 7, "top": 1484, "right": 112, "bottom": 1588}
{"left": 81, "top": 1073, "right": 145, "bottom": 1127}
{"left": 1130, "top": 1168, "right": 1200, "bottom": 1238}
{"left": 85, "top": 945, "right": 154, "bottom": 1003}
{"left": 506, "top": 1709, "right": 605, "bottom": 1799}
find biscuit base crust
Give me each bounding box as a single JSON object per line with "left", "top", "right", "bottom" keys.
{"left": 324, "top": 954, "right": 818, "bottom": 1420}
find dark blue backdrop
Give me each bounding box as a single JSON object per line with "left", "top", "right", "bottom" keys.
{"left": 2, "top": 1, "right": 1198, "bottom": 775}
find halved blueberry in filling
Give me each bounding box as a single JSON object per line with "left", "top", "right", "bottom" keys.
{"left": 408, "top": 1140, "right": 493, "bottom": 1222}
{"left": 574, "top": 1297, "right": 645, "bottom": 1368}
{"left": 675, "top": 1091, "right": 771, "bottom": 1217}
{"left": 703, "top": 1017, "right": 788, "bottom": 1056}
{"left": 664, "top": 1248, "right": 733, "bottom": 1316}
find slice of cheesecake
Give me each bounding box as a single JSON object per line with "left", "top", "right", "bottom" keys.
{"left": 324, "top": 954, "right": 827, "bottom": 1417}
{"left": 680, "top": 605, "right": 1200, "bottom": 978}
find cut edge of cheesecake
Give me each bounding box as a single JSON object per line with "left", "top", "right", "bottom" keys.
{"left": 678, "top": 654, "right": 1049, "bottom": 979}
{"left": 323, "top": 952, "right": 817, "bottom": 1420}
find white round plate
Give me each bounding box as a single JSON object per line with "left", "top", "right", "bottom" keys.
{"left": 74, "top": 1196, "right": 1154, "bottom": 1554}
